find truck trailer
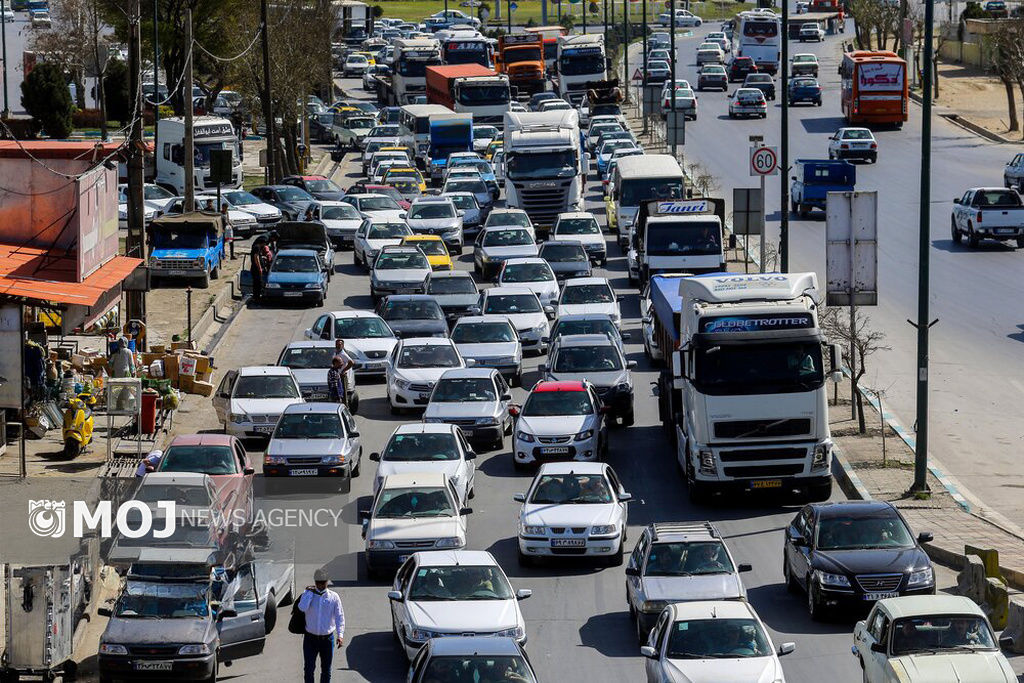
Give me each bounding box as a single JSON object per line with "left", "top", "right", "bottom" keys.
{"left": 425, "top": 64, "right": 511, "bottom": 124}
{"left": 427, "top": 113, "right": 474, "bottom": 184}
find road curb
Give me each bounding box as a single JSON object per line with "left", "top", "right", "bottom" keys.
{"left": 188, "top": 276, "right": 239, "bottom": 348}
{"left": 830, "top": 443, "right": 873, "bottom": 501}
{"left": 908, "top": 89, "right": 1015, "bottom": 144}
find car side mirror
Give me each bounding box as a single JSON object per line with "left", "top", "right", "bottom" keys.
{"left": 791, "top": 534, "right": 807, "bottom": 547}
{"left": 999, "top": 635, "right": 1014, "bottom": 650}
{"left": 621, "top": 332, "right": 632, "bottom": 340}
{"left": 791, "top": 175, "right": 797, "bottom": 181}
{"left": 624, "top": 565, "right": 639, "bottom": 576}
{"left": 399, "top": 212, "right": 407, "bottom": 219}
{"left": 516, "top": 589, "right": 532, "bottom": 600}
{"left": 460, "top": 507, "right": 473, "bottom": 515}
{"left": 304, "top": 328, "right": 313, "bottom": 338}
{"left": 870, "top": 642, "right": 886, "bottom": 653}
{"left": 512, "top": 493, "right": 525, "bottom": 502}
{"left": 917, "top": 531, "right": 934, "bottom": 544}
{"left": 361, "top": 518, "right": 368, "bottom": 538}
{"left": 619, "top": 492, "right": 633, "bottom": 502}
{"left": 243, "top": 466, "right": 255, "bottom": 475}
{"left": 626, "top": 360, "right": 637, "bottom": 369}
{"left": 349, "top": 431, "right": 360, "bottom": 438}
{"left": 501, "top": 392, "right": 512, "bottom": 401}
{"left": 952, "top": 198, "right": 961, "bottom": 204}
{"left": 465, "top": 358, "right": 477, "bottom": 367}
{"left": 387, "top": 590, "right": 403, "bottom": 601}
{"left": 465, "top": 451, "right": 477, "bottom": 460}
{"left": 369, "top": 452, "right": 380, "bottom": 461}
{"left": 640, "top": 645, "right": 658, "bottom": 659}
{"left": 97, "top": 606, "right": 113, "bottom": 617}
{"left": 457, "top": 210, "right": 465, "bottom": 216}
{"left": 738, "top": 563, "right": 752, "bottom": 573}
{"left": 218, "top": 609, "right": 238, "bottom": 621}
{"left": 779, "top": 642, "right": 796, "bottom": 656}
{"left": 543, "top": 305, "right": 555, "bottom": 319}
{"left": 509, "top": 405, "right": 520, "bottom": 417}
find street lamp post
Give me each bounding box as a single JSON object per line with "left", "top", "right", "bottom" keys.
{"left": 507, "top": 0, "right": 512, "bottom": 32}
{"left": 1, "top": 0, "right": 9, "bottom": 118}
{"left": 669, "top": 0, "right": 676, "bottom": 151}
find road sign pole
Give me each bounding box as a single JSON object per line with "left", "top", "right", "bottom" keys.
{"left": 759, "top": 170, "right": 766, "bottom": 272}
{"left": 780, "top": 0, "right": 790, "bottom": 273}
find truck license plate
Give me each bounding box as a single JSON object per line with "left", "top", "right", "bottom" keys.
{"left": 551, "top": 538, "right": 585, "bottom": 547}
{"left": 541, "top": 446, "right": 570, "bottom": 455}
{"left": 168, "top": 270, "right": 188, "bottom": 277}
{"left": 750, "top": 479, "right": 782, "bottom": 489}
{"left": 864, "top": 592, "right": 898, "bottom": 600}
{"left": 289, "top": 468, "right": 319, "bottom": 476}
{"left": 134, "top": 661, "right": 173, "bottom": 671}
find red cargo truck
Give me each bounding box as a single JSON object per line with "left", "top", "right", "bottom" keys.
{"left": 426, "top": 64, "right": 497, "bottom": 109}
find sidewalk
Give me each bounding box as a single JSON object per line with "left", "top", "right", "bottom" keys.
{"left": 915, "top": 60, "right": 1024, "bottom": 143}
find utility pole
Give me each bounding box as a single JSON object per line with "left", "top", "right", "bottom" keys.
{"left": 1, "top": 0, "right": 9, "bottom": 117}
{"left": 911, "top": 0, "right": 935, "bottom": 494}
{"left": 152, "top": 0, "right": 160, "bottom": 175}
{"left": 126, "top": 0, "right": 146, "bottom": 328}
{"left": 583, "top": 0, "right": 587, "bottom": 33}
{"left": 183, "top": 6, "right": 195, "bottom": 212}
{"left": 260, "top": 0, "right": 276, "bottom": 185}
{"left": 669, "top": 0, "right": 676, "bottom": 147}
{"left": 507, "top": 0, "right": 511, "bottom": 33}
{"left": 603, "top": 0, "right": 608, "bottom": 57}
{"left": 780, "top": 0, "right": 790, "bottom": 272}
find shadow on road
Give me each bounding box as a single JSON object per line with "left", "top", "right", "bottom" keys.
{"left": 748, "top": 583, "right": 858, "bottom": 635}
{"left": 343, "top": 630, "right": 407, "bottom": 680}
{"left": 799, "top": 116, "right": 848, "bottom": 134}
{"left": 578, "top": 611, "right": 636, "bottom": 658}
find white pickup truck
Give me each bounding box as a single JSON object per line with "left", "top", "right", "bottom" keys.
{"left": 951, "top": 187, "right": 1024, "bottom": 248}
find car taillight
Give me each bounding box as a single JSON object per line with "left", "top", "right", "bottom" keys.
{"left": 870, "top": 143, "right": 877, "bottom": 149}
{"left": 976, "top": 211, "right": 983, "bottom": 223}
{"left": 841, "top": 144, "right": 849, "bottom": 149}
{"left": 853, "top": 102, "right": 858, "bottom": 114}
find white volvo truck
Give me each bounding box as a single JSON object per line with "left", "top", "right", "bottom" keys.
{"left": 554, "top": 33, "right": 607, "bottom": 106}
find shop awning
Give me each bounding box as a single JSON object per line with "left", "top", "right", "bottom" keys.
{"left": 0, "top": 243, "right": 142, "bottom": 306}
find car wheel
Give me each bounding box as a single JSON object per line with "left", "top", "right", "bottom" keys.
{"left": 951, "top": 217, "right": 962, "bottom": 244}
{"left": 389, "top": 400, "right": 404, "bottom": 415}
{"left": 1016, "top": 237, "right": 1024, "bottom": 249}
{"left": 967, "top": 225, "right": 980, "bottom": 248}
{"left": 264, "top": 597, "right": 278, "bottom": 634}
{"left": 513, "top": 457, "right": 529, "bottom": 472}
{"left": 511, "top": 370, "right": 522, "bottom": 388}
{"left": 783, "top": 555, "right": 799, "bottom": 593}
{"left": 517, "top": 546, "right": 535, "bottom": 567}
{"left": 620, "top": 409, "right": 635, "bottom": 428}
{"left": 492, "top": 431, "right": 504, "bottom": 452}
{"left": 635, "top": 612, "right": 648, "bottom": 645}
{"left": 351, "top": 450, "right": 361, "bottom": 477}
{"left": 807, "top": 579, "right": 826, "bottom": 621}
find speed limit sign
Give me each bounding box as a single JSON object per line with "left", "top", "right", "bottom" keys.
{"left": 750, "top": 146, "right": 779, "bottom": 176}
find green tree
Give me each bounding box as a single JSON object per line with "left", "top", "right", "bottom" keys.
{"left": 21, "top": 63, "right": 74, "bottom": 138}
{"left": 103, "top": 59, "right": 131, "bottom": 124}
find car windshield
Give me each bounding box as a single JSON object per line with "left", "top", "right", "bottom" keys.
{"left": 452, "top": 322, "right": 515, "bottom": 343}
{"left": 694, "top": 341, "right": 823, "bottom": 395}
{"left": 530, "top": 473, "right": 612, "bottom": 504}
{"left": 445, "top": 180, "right": 487, "bottom": 194}
{"left": 483, "top": 229, "right": 533, "bottom": 247}
{"left": 390, "top": 181, "right": 421, "bottom": 196}
{"left": 375, "top": 251, "right": 429, "bottom": 270}
{"left": 973, "top": 189, "right": 1022, "bottom": 207}
{"left": 891, "top": 616, "right": 997, "bottom": 655}
{"left": 383, "top": 432, "right": 459, "bottom": 461}
{"left": 484, "top": 294, "right": 540, "bottom": 314}
{"left": 647, "top": 221, "right": 721, "bottom": 256}
{"left": 346, "top": 118, "right": 374, "bottom": 130}
{"left": 841, "top": 129, "right": 873, "bottom": 139}
{"left": 358, "top": 196, "right": 402, "bottom": 210}
{"left": 432, "top": 377, "right": 497, "bottom": 402}
{"left": 276, "top": 186, "right": 313, "bottom": 201}
{"left": 794, "top": 78, "right": 818, "bottom": 87}
{"left": 487, "top": 212, "right": 531, "bottom": 228}
{"left": 410, "top": 203, "right": 455, "bottom": 219}
{"left": 304, "top": 178, "right": 341, "bottom": 193}
{"left": 274, "top": 413, "right": 342, "bottom": 439}
{"left": 447, "top": 194, "right": 478, "bottom": 210}
{"left": 815, "top": 514, "right": 916, "bottom": 550}
{"left": 151, "top": 229, "right": 207, "bottom": 249}
{"left": 589, "top": 124, "right": 622, "bottom": 139}
{"left": 233, "top": 375, "right": 299, "bottom": 399}
{"left": 474, "top": 127, "right": 499, "bottom": 140}
{"left": 747, "top": 74, "right": 771, "bottom": 83}
{"left": 368, "top": 222, "right": 411, "bottom": 239}
{"left": 383, "top": 300, "right": 443, "bottom": 320}
{"left": 522, "top": 389, "right": 592, "bottom": 416}
{"left": 553, "top": 345, "right": 621, "bottom": 373}
{"left": 408, "top": 565, "right": 513, "bottom": 601}
{"left": 666, "top": 618, "right": 772, "bottom": 659}
{"left": 794, "top": 55, "right": 815, "bottom": 62}
{"left": 421, "top": 656, "right": 536, "bottom": 683}
{"left": 278, "top": 346, "right": 335, "bottom": 369}
{"left": 428, "top": 276, "right": 476, "bottom": 295}
{"left": 599, "top": 141, "right": 635, "bottom": 157}
{"left": 398, "top": 344, "right": 461, "bottom": 368}
{"left": 506, "top": 149, "right": 576, "bottom": 180}
{"left": 704, "top": 66, "right": 725, "bottom": 74}
{"left": 374, "top": 486, "right": 455, "bottom": 518}
{"left": 157, "top": 446, "right": 237, "bottom": 476}
{"left": 272, "top": 254, "right": 319, "bottom": 273}
{"left": 369, "top": 125, "right": 400, "bottom": 137}
{"left": 134, "top": 483, "right": 212, "bottom": 506}
{"left": 541, "top": 243, "right": 587, "bottom": 262}
{"left": 334, "top": 316, "right": 393, "bottom": 338}
{"left": 562, "top": 284, "right": 613, "bottom": 304}
{"left": 116, "top": 583, "right": 209, "bottom": 619}
{"left": 144, "top": 185, "right": 174, "bottom": 200}
{"left": 114, "top": 520, "right": 217, "bottom": 548}
{"left": 554, "top": 319, "right": 616, "bottom": 340}
{"left": 410, "top": 240, "right": 448, "bottom": 257}
{"left": 502, "top": 263, "right": 552, "bottom": 283}
{"left": 619, "top": 177, "right": 685, "bottom": 206}
{"left": 556, "top": 218, "right": 601, "bottom": 235}
{"left": 322, "top": 205, "right": 361, "bottom": 220}
{"left": 644, "top": 541, "right": 735, "bottom": 576}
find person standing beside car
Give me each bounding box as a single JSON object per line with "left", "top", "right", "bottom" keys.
{"left": 297, "top": 568, "right": 344, "bottom": 683}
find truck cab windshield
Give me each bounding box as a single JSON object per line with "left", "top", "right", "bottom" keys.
{"left": 507, "top": 150, "right": 576, "bottom": 180}
{"left": 398, "top": 59, "right": 441, "bottom": 77}
{"left": 647, "top": 221, "right": 721, "bottom": 255}
{"left": 507, "top": 47, "right": 542, "bottom": 63}
{"left": 152, "top": 230, "right": 208, "bottom": 249}
{"left": 620, "top": 178, "right": 684, "bottom": 205}
{"left": 695, "top": 341, "right": 824, "bottom": 395}
{"left": 559, "top": 53, "right": 605, "bottom": 75}
{"left": 459, "top": 85, "right": 510, "bottom": 105}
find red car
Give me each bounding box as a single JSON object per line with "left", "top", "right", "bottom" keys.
{"left": 728, "top": 56, "right": 758, "bottom": 82}
{"left": 346, "top": 182, "right": 412, "bottom": 210}
{"left": 155, "top": 434, "right": 255, "bottom": 531}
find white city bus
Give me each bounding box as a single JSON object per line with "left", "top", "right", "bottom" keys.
{"left": 611, "top": 154, "right": 685, "bottom": 248}
{"left": 399, "top": 103, "right": 455, "bottom": 161}
{"left": 735, "top": 9, "right": 782, "bottom": 74}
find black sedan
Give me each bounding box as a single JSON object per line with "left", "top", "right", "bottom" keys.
{"left": 376, "top": 295, "right": 449, "bottom": 339}
{"left": 250, "top": 184, "right": 317, "bottom": 221}
{"left": 783, "top": 500, "right": 935, "bottom": 620}
{"left": 743, "top": 73, "right": 776, "bottom": 100}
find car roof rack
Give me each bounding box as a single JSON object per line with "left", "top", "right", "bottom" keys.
{"left": 649, "top": 521, "right": 720, "bottom": 543}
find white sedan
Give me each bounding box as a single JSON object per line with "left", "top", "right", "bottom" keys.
{"left": 371, "top": 422, "right": 477, "bottom": 504}
{"left": 556, "top": 277, "right": 622, "bottom": 328}
{"left": 642, "top": 601, "right": 794, "bottom": 683}
{"left": 353, "top": 219, "right": 413, "bottom": 270}
{"left": 658, "top": 9, "right": 702, "bottom": 26}
{"left": 386, "top": 338, "right": 467, "bottom": 413}
{"left": 304, "top": 309, "right": 398, "bottom": 377}
{"left": 479, "top": 287, "right": 553, "bottom": 354}
{"left": 515, "top": 461, "right": 631, "bottom": 565}
{"left": 388, "top": 550, "right": 531, "bottom": 660}
{"left": 496, "top": 258, "right": 560, "bottom": 308}
{"left": 318, "top": 201, "right": 364, "bottom": 247}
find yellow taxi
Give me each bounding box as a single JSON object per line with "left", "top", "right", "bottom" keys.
{"left": 382, "top": 166, "right": 427, "bottom": 193}
{"left": 484, "top": 140, "right": 503, "bottom": 161}
{"left": 401, "top": 235, "right": 453, "bottom": 271}
{"left": 355, "top": 51, "right": 377, "bottom": 66}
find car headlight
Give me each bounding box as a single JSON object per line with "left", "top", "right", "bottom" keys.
{"left": 367, "top": 539, "right": 396, "bottom": 550}
{"left": 495, "top": 626, "right": 525, "bottom": 639}
{"left": 590, "top": 524, "right": 617, "bottom": 535}
{"left": 230, "top": 412, "right": 247, "bottom": 424}
{"left": 264, "top": 455, "right": 286, "bottom": 465}
{"left": 99, "top": 643, "right": 128, "bottom": 655}
{"left": 515, "top": 430, "right": 535, "bottom": 443}
{"left": 265, "top": 282, "right": 281, "bottom": 289}
{"left": 435, "top": 536, "right": 463, "bottom": 549}
{"left": 197, "top": 256, "right": 205, "bottom": 267}
{"left": 815, "top": 570, "right": 851, "bottom": 588}
{"left": 574, "top": 429, "right": 593, "bottom": 441}
{"left": 698, "top": 449, "right": 716, "bottom": 475}
{"left": 521, "top": 524, "right": 546, "bottom": 536}
{"left": 641, "top": 599, "right": 669, "bottom": 614}
{"left": 305, "top": 282, "right": 323, "bottom": 289}
{"left": 178, "top": 643, "right": 210, "bottom": 655}
{"left": 409, "top": 627, "right": 439, "bottom": 642}
{"left": 321, "top": 455, "right": 345, "bottom": 465}
{"left": 615, "top": 382, "right": 631, "bottom": 393}
{"left": 907, "top": 566, "right": 934, "bottom": 587}
{"left": 475, "top": 416, "right": 499, "bottom": 425}
{"left": 532, "top": 321, "right": 547, "bottom": 332}
{"left": 394, "top": 378, "right": 411, "bottom": 390}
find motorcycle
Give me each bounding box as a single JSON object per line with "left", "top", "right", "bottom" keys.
{"left": 62, "top": 392, "right": 96, "bottom": 459}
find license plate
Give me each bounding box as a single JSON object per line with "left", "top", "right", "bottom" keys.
{"left": 289, "top": 468, "right": 319, "bottom": 476}
{"left": 995, "top": 228, "right": 1014, "bottom": 235}
{"left": 541, "top": 446, "right": 570, "bottom": 455}
{"left": 134, "top": 661, "right": 173, "bottom": 671}
{"left": 418, "top": 392, "right": 430, "bottom": 400}
{"left": 307, "top": 392, "right": 329, "bottom": 400}
{"left": 364, "top": 362, "right": 383, "bottom": 369}
{"left": 864, "top": 592, "right": 898, "bottom": 600}
{"left": 168, "top": 270, "right": 188, "bottom": 276}
{"left": 750, "top": 479, "right": 782, "bottom": 489}
{"left": 253, "top": 425, "right": 274, "bottom": 434}
{"left": 551, "top": 538, "right": 585, "bottom": 547}
{"left": 284, "top": 291, "right": 304, "bottom": 297}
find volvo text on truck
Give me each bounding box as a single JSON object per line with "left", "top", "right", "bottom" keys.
{"left": 425, "top": 64, "right": 511, "bottom": 124}
{"left": 654, "top": 272, "right": 840, "bottom": 504}
{"left": 554, "top": 34, "right": 607, "bottom": 105}
{"left": 503, "top": 110, "right": 586, "bottom": 234}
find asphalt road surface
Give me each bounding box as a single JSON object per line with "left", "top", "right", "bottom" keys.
{"left": 624, "top": 22, "right": 1024, "bottom": 530}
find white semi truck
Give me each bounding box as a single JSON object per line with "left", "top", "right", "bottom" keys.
{"left": 502, "top": 110, "right": 586, "bottom": 234}
{"left": 154, "top": 116, "right": 242, "bottom": 195}
{"left": 653, "top": 272, "right": 840, "bottom": 504}
{"left": 554, "top": 33, "right": 606, "bottom": 105}
{"left": 385, "top": 38, "right": 443, "bottom": 106}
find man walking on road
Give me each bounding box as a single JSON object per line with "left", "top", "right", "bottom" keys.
{"left": 297, "top": 568, "right": 344, "bottom": 683}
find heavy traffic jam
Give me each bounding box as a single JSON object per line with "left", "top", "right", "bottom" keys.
{"left": 90, "top": 5, "right": 1024, "bottom": 683}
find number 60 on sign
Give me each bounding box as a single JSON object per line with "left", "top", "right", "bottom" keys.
{"left": 749, "top": 146, "right": 779, "bottom": 176}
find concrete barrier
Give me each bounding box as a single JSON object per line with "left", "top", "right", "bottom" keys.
{"left": 984, "top": 576, "right": 1010, "bottom": 630}
{"left": 957, "top": 553, "right": 986, "bottom": 605}
{"left": 1002, "top": 595, "right": 1024, "bottom": 654}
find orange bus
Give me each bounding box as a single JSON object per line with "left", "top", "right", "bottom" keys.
{"left": 839, "top": 50, "right": 908, "bottom": 127}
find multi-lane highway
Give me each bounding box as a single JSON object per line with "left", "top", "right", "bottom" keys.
{"left": 142, "top": 73, "right": 981, "bottom": 682}
{"left": 624, "top": 25, "right": 1024, "bottom": 528}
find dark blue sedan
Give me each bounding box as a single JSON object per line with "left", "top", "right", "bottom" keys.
{"left": 789, "top": 77, "right": 823, "bottom": 106}
{"left": 264, "top": 248, "right": 328, "bottom": 306}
